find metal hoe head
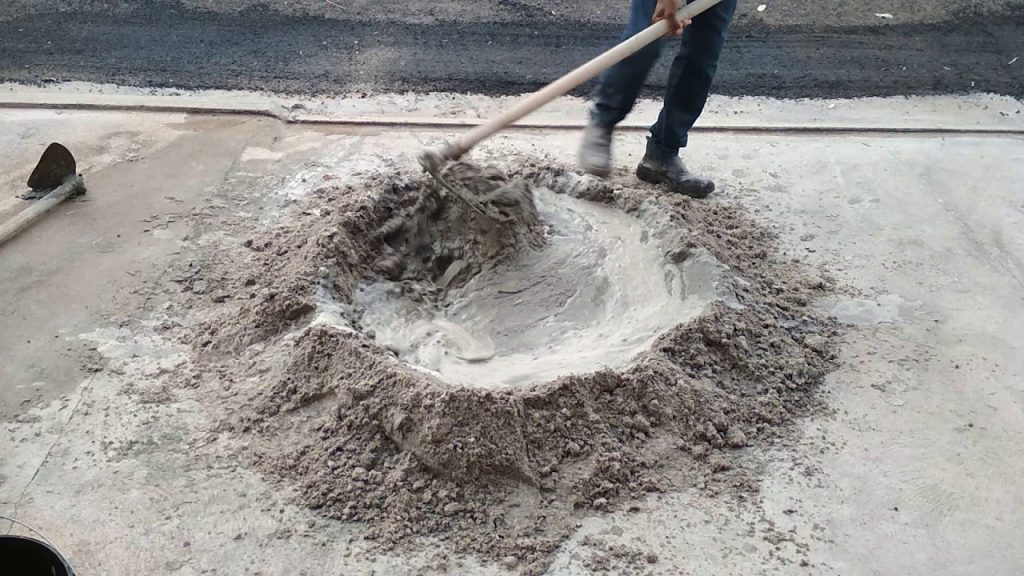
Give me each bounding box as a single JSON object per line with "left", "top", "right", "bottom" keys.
{"left": 417, "top": 142, "right": 465, "bottom": 179}
{"left": 27, "top": 142, "right": 77, "bottom": 192}
{"left": 416, "top": 142, "right": 498, "bottom": 220}
{"left": 417, "top": 148, "right": 447, "bottom": 178}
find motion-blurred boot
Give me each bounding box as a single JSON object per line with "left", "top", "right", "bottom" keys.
{"left": 579, "top": 123, "right": 613, "bottom": 177}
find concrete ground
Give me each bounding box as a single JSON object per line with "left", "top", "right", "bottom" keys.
{"left": 1, "top": 90, "right": 1023, "bottom": 575}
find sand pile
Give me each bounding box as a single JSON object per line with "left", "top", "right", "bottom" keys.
{"left": 180, "top": 159, "right": 839, "bottom": 574}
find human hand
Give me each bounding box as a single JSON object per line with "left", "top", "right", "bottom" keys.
{"left": 653, "top": 0, "right": 691, "bottom": 36}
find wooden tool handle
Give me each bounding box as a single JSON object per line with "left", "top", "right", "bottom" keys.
{"left": 0, "top": 175, "right": 85, "bottom": 247}
{"left": 444, "top": 0, "right": 724, "bottom": 159}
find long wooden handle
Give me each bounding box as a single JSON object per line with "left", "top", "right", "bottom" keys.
{"left": 444, "top": 0, "right": 724, "bottom": 159}
{"left": 0, "top": 175, "right": 85, "bottom": 247}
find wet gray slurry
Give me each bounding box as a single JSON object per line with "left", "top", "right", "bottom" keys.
{"left": 354, "top": 187, "right": 724, "bottom": 388}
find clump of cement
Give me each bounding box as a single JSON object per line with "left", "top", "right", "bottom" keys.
{"left": 200, "top": 161, "right": 543, "bottom": 351}
{"left": 181, "top": 158, "right": 840, "bottom": 574}
{"left": 371, "top": 161, "right": 544, "bottom": 287}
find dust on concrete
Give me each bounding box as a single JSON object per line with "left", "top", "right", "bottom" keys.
{"left": 579, "top": 534, "right": 660, "bottom": 576}
{"left": 173, "top": 158, "right": 839, "bottom": 574}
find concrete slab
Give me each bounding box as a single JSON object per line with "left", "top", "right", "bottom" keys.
{"left": 544, "top": 131, "right": 1024, "bottom": 574}
{"left": 0, "top": 110, "right": 286, "bottom": 420}
{"left": 3, "top": 82, "right": 1023, "bottom": 132}
{"left": 1, "top": 94, "right": 1022, "bottom": 575}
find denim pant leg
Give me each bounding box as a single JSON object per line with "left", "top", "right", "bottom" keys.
{"left": 650, "top": 0, "right": 737, "bottom": 154}
{"left": 591, "top": 0, "right": 664, "bottom": 129}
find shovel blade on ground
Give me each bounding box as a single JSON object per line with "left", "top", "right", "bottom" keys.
{"left": 27, "top": 142, "right": 77, "bottom": 191}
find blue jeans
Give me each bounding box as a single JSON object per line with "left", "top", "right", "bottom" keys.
{"left": 591, "top": 0, "right": 737, "bottom": 156}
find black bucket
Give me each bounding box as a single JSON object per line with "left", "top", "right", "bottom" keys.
{"left": 0, "top": 535, "right": 75, "bottom": 576}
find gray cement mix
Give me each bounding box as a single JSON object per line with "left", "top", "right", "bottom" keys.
{"left": 353, "top": 184, "right": 724, "bottom": 388}
{"left": 165, "top": 160, "right": 839, "bottom": 573}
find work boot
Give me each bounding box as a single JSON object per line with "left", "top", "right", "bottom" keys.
{"left": 579, "top": 122, "right": 613, "bottom": 177}
{"left": 636, "top": 138, "right": 715, "bottom": 198}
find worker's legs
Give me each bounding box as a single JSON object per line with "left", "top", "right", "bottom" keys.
{"left": 649, "top": 0, "right": 737, "bottom": 155}
{"left": 633, "top": 0, "right": 736, "bottom": 197}
{"left": 590, "top": 0, "right": 665, "bottom": 129}
{"left": 581, "top": 0, "right": 736, "bottom": 196}
{"left": 581, "top": 0, "right": 664, "bottom": 176}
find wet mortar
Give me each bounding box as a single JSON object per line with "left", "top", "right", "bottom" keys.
{"left": 350, "top": 186, "right": 726, "bottom": 388}
{"left": 176, "top": 158, "right": 841, "bottom": 574}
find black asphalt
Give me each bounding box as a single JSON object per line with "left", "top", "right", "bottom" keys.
{"left": 1, "top": 5, "right": 1022, "bottom": 99}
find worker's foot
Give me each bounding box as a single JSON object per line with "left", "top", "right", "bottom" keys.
{"left": 579, "top": 123, "right": 613, "bottom": 177}
{"left": 636, "top": 139, "right": 715, "bottom": 198}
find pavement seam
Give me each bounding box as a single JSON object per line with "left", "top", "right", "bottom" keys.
{"left": 2, "top": 101, "right": 1024, "bottom": 136}
{"left": 8, "top": 373, "right": 95, "bottom": 530}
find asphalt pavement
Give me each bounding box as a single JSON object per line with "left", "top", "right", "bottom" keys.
{"left": 0, "top": 1, "right": 1022, "bottom": 98}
